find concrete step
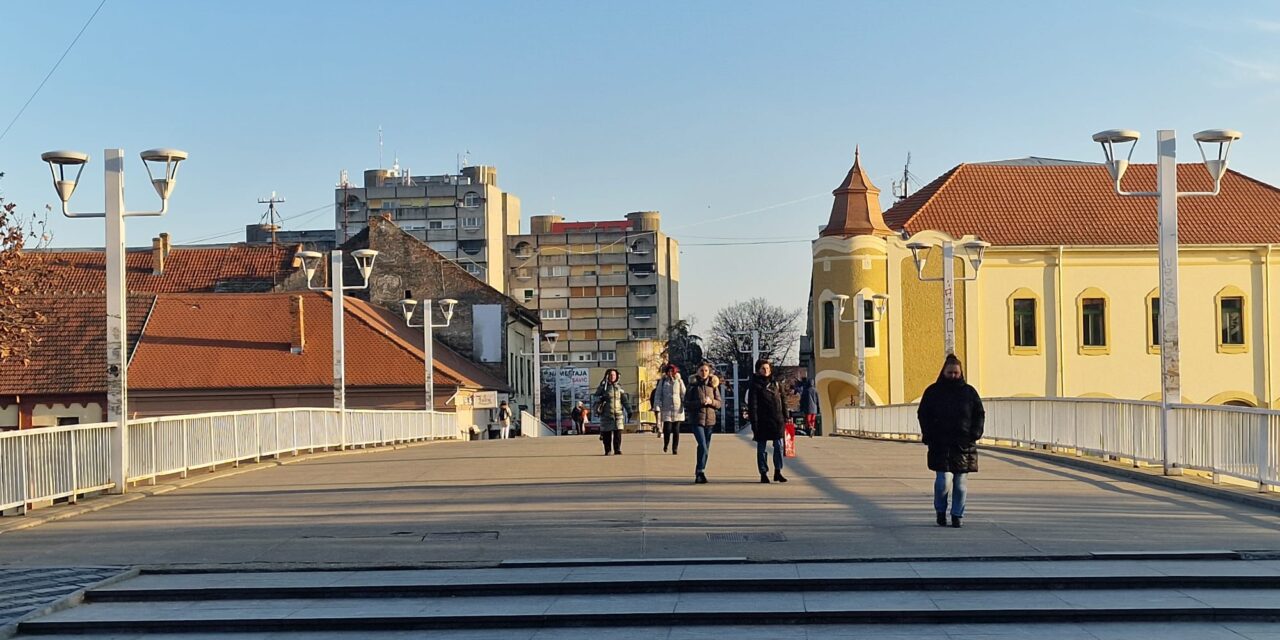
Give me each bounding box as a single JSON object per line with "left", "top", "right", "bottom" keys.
{"left": 17, "top": 559, "right": 1280, "bottom": 635}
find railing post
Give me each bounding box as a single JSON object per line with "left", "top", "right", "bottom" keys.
{"left": 69, "top": 430, "right": 79, "bottom": 505}
{"left": 1211, "top": 410, "right": 1221, "bottom": 484}
{"left": 1259, "top": 413, "right": 1270, "bottom": 493}
{"left": 18, "top": 434, "right": 29, "bottom": 516}
{"left": 150, "top": 423, "right": 158, "bottom": 485}
{"left": 1132, "top": 405, "right": 1141, "bottom": 468}
{"left": 254, "top": 413, "right": 262, "bottom": 463}
{"left": 180, "top": 419, "right": 189, "bottom": 479}
{"left": 233, "top": 416, "right": 240, "bottom": 468}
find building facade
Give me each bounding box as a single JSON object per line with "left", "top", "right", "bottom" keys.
{"left": 808, "top": 154, "right": 1280, "bottom": 421}
{"left": 334, "top": 165, "right": 520, "bottom": 290}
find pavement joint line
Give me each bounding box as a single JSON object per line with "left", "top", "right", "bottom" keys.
{"left": 833, "top": 432, "right": 1280, "bottom": 514}
{"left": 0, "top": 438, "right": 453, "bottom": 536}
{"left": 0, "top": 567, "right": 137, "bottom": 640}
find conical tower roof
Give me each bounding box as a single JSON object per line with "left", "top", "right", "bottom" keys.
{"left": 820, "top": 147, "right": 893, "bottom": 237}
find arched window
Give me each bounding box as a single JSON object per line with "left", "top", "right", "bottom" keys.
{"left": 1144, "top": 288, "right": 1160, "bottom": 355}
{"left": 1076, "top": 287, "right": 1110, "bottom": 355}
{"left": 462, "top": 192, "right": 481, "bottom": 208}
{"left": 1006, "top": 288, "right": 1041, "bottom": 355}
{"left": 821, "top": 299, "right": 837, "bottom": 353}
{"left": 1215, "top": 285, "right": 1248, "bottom": 354}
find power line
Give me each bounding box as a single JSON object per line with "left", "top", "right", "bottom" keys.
{"left": 183, "top": 202, "right": 331, "bottom": 245}
{"left": 0, "top": 0, "right": 107, "bottom": 144}
{"left": 683, "top": 239, "right": 811, "bottom": 246}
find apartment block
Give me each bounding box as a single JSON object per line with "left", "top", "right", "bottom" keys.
{"left": 507, "top": 211, "right": 680, "bottom": 367}
{"left": 335, "top": 164, "right": 520, "bottom": 290}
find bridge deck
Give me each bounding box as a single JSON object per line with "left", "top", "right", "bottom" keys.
{"left": 0, "top": 431, "right": 1276, "bottom": 567}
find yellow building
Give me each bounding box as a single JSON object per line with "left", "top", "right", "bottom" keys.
{"left": 808, "top": 155, "right": 1280, "bottom": 419}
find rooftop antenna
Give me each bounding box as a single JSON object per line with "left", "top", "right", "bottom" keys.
{"left": 257, "top": 191, "right": 286, "bottom": 246}
{"left": 893, "top": 152, "right": 915, "bottom": 202}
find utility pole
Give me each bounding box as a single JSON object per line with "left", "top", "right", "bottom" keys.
{"left": 258, "top": 191, "right": 286, "bottom": 246}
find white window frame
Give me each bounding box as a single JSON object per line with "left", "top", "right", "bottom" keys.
{"left": 462, "top": 192, "right": 481, "bottom": 208}
{"left": 540, "top": 308, "right": 569, "bottom": 320}
{"left": 428, "top": 219, "right": 457, "bottom": 230}
{"left": 461, "top": 216, "right": 483, "bottom": 229}
{"left": 598, "top": 351, "right": 617, "bottom": 362}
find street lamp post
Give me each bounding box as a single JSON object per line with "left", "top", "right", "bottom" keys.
{"left": 518, "top": 328, "right": 545, "bottom": 429}
{"left": 1090, "top": 127, "right": 1241, "bottom": 476}
{"left": 835, "top": 292, "right": 889, "bottom": 408}
{"left": 296, "top": 248, "right": 379, "bottom": 449}
{"left": 540, "top": 333, "right": 561, "bottom": 434}
{"left": 397, "top": 297, "right": 458, "bottom": 410}
{"left": 40, "top": 147, "right": 188, "bottom": 494}
{"left": 905, "top": 235, "right": 990, "bottom": 357}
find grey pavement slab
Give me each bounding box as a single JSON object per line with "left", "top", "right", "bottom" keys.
{"left": 1, "top": 433, "right": 1279, "bottom": 568}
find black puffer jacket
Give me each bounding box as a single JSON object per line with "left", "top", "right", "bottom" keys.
{"left": 684, "top": 374, "right": 722, "bottom": 427}
{"left": 746, "top": 373, "right": 787, "bottom": 442}
{"left": 917, "top": 373, "right": 985, "bottom": 473}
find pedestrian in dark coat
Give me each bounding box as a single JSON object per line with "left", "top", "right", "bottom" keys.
{"left": 746, "top": 358, "right": 788, "bottom": 484}
{"left": 917, "top": 354, "right": 985, "bottom": 528}
{"left": 684, "top": 362, "right": 722, "bottom": 484}
{"left": 593, "top": 368, "right": 630, "bottom": 455}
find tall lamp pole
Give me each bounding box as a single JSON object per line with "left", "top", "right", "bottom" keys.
{"left": 1090, "top": 127, "right": 1241, "bottom": 475}
{"left": 40, "top": 147, "right": 188, "bottom": 494}
{"left": 906, "top": 235, "right": 989, "bottom": 357}
{"left": 835, "top": 292, "right": 889, "bottom": 408}
{"left": 397, "top": 297, "right": 458, "bottom": 409}
{"left": 296, "top": 248, "right": 379, "bottom": 449}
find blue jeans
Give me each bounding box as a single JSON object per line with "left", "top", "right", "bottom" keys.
{"left": 757, "top": 439, "right": 784, "bottom": 475}
{"left": 692, "top": 426, "right": 713, "bottom": 474}
{"left": 934, "top": 471, "right": 968, "bottom": 517}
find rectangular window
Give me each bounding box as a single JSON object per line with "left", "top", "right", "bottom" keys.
{"left": 821, "top": 300, "right": 836, "bottom": 351}
{"left": 461, "top": 216, "right": 482, "bottom": 229}
{"left": 631, "top": 328, "right": 658, "bottom": 339}
{"left": 56, "top": 416, "right": 80, "bottom": 426}
{"left": 540, "top": 266, "right": 570, "bottom": 278}
{"left": 1082, "top": 298, "right": 1106, "bottom": 347}
{"left": 573, "top": 352, "right": 596, "bottom": 362}
{"left": 463, "top": 263, "right": 484, "bottom": 276}
{"left": 522, "top": 289, "right": 536, "bottom": 301}
{"left": 863, "top": 299, "right": 878, "bottom": 349}
{"left": 540, "top": 308, "right": 569, "bottom": 320}
{"left": 541, "top": 353, "right": 569, "bottom": 363}
{"left": 598, "top": 351, "right": 617, "bottom": 362}
{"left": 1012, "top": 298, "right": 1036, "bottom": 348}
{"left": 427, "top": 219, "right": 457, "bottom": 230}
{"left": 1150, "top": 297, "right": 1161, "bottom": 347}
{"left": 1221, "top": 297, "right": 1244, "bottom": 345}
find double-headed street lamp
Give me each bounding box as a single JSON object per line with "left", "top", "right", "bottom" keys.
{"left": 905, "top": 234, "right": 990, "bottom": 357}
{"left": 40, "top": 147, "right": 188, "bottom": 493}
{"left": 397, "top": 297, "right": 458, "bottom": 411}
{"left": 519, "top": 329, "right": 559, "bottom": 433}
{"left": 1090, "top": 127, "right": 1241, "bottom": 475}
{"left": 835, "top": 292, "right": 889, "bottom": 408}
{"left": 296, "top": 248, "right": 379, "bottom": 448}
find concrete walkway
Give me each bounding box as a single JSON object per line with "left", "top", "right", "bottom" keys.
{"left": 0, "top": 431, "right": 1277, "bottom": 567}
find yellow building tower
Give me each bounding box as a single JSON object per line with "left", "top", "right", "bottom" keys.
{"left": 810, "top": 149, "right": 895, "bottom": 422}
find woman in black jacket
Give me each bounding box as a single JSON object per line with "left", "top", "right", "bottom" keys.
{"left": 684, "top": 362, "right": 722, "bottom": 484}
{"left": 746, "top": 358, "right": 788, "bottom": 484}
{"left": 917, "top": 354, "right": 985, "bottom": 528}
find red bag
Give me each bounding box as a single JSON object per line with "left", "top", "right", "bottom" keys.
{"left": 784, "top": 423, "right": 797, "bottom": 458}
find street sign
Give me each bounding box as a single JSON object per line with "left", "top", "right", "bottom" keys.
{"left": 473, "top": 391, "right": 499, "bottom": 409}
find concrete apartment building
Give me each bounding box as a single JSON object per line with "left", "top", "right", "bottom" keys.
{"left": 507, "top": 210, "right": 680, "bottom": 363}
{"left": 334, "top": 164, "right": 520, "bottom": 290}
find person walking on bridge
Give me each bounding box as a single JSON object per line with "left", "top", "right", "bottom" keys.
{"left": 593, "top": 368, "right": 630, "bottom": 455}
{"left": 655, "top": 364, "right": 687, "bottom": 454}
{"left": 685, "top": 362, "right": 721, "bottom": 483}
{"left": 746, "top": 358, "right": 788, "bottom": 484}
{"left": 917, "top": 354, "right": 985, "bottom": 528}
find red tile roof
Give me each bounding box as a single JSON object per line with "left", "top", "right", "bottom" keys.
{"left": 549, "top": 220, "right": 632, "bottom": 232}
{"left": 36, "top": 244, "right": 297, "bottom": 293}
{"left": 129, "top": 292, "right": 470, "bottom": 391}
{"left": 882, "top": 163, "right": 1280, "bottom": 246}
{"left": 0, "top": 293, "right": 155, "bottom": 396}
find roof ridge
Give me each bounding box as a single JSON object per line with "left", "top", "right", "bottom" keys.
{"left": 329, "top": 293, "right": 467, "bottom": 385}
{"left": 886, "top": 163, "right": 967, "bottom": 231}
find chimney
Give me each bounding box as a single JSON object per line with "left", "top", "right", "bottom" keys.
{"left": 289, "top": 295, "right": 305, "bottom": 354}
{"left": 159, "top": 232, "right": 171, "bottom": 258}
{"left": 151, "top": 237, "right": 165, "bottom": 275}
{"left": 290, "top": 244, "right": 305, "bottom": 268}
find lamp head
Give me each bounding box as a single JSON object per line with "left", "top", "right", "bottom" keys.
{"left": 439, "top": 298, "right": 458, "bottom": 323}
{"left": 905, "top": 240, "right": 929, "bottom": 273}
{"left": 139, "top": 148, "right": 188, "bottom": 201}
{"left": 40, "top": 150, "right": 90, "bottom": 206}
{"left": 543, "top": 331, "right": 560, "bottom": 352}
{"left": 1091, "top": 129, "right": 1140, "bottom": 183}
{"left": 295, "top": 250, "right": 323, "bottom": 283}
{"left": 961, "top": 240, "right": 991, "bottom": 271}
{"left": 398, "top": 298, "right": 418, "bottom": 323}
{"left": 1193, "top": 129, "right": 1242, "bottom": 183}
{"left": 872, "top": 293, "right": 890, "bottom": 314}
{"left": 833, "top": 293, "right": 850, "bottom": 318}
{"left": 351, "top": 248, "right": 379, "bottom": 281}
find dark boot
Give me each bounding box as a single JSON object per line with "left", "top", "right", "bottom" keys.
{"left": 773, "top": 472, "right": 787, "bottom": 483}
{"left": 695, "top": 473, "right": 707, "bottom": 484}
{"left": 951, "top": 516, "right": 963, "bottom": 528}
{"left": 760, "top": 473, "right": 770, "bottom": 484}
{"left": 936, "top": 512, "right": 947, "bottom": 527}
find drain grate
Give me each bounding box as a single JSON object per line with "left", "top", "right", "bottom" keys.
{"left": 423, "top": 531, "right": 499, "bottom": 541}
{"left": 706, "top": 532, "right": 786, "bottom": 543}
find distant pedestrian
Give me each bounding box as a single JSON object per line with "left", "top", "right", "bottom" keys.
{"left": 685, "top": 362, "right": 722, "bottom": 484}
{"left": 917, "top": 354, "right": 985, "bottom": 528}
{"left": 570, "top": 401, "right": 588, "bottom": 435}
{"left": 798, "top": 377, "right": 819, "bottom": 437}
{"left": 497, "top": 401, "right": 512, "bottom": 439}
{"left": 592, "top": 368, "right": 630, "bottom": 455}
{"left": 655, "top": 364, "right": 687, "bottom": 455}
{"left": 746, "top": 358, "right": 787, "bottom": 484}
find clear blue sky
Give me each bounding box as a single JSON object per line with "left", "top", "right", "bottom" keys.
{"left": 3, "top": 0, "right": 1279, "bottom": 337}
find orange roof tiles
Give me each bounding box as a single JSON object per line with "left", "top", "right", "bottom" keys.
{"left": 37, "top": 244, "right": 296, "bottom": 293}
{"left": 0, "top": 293, "right": 155, "bottom": 396}
{"left": 882, "top": 163, "right": 1280, "bottom": 246}
{"left": 129, "top": 292, "right": 465, "bottom": 391}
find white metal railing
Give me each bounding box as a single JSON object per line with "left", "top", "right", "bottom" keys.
{"left": 836, "top": 398, "right": 1279, "bottom": 492}
{"left": 1, "top": 407, "right": 458, "bottom": 515}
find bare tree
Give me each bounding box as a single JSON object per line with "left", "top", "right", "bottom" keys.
{"left": 0, "top": 177, "right": 52, "bottom": 365}
{"left": 705, "top": 298, "right": 803, "bottom": 375}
